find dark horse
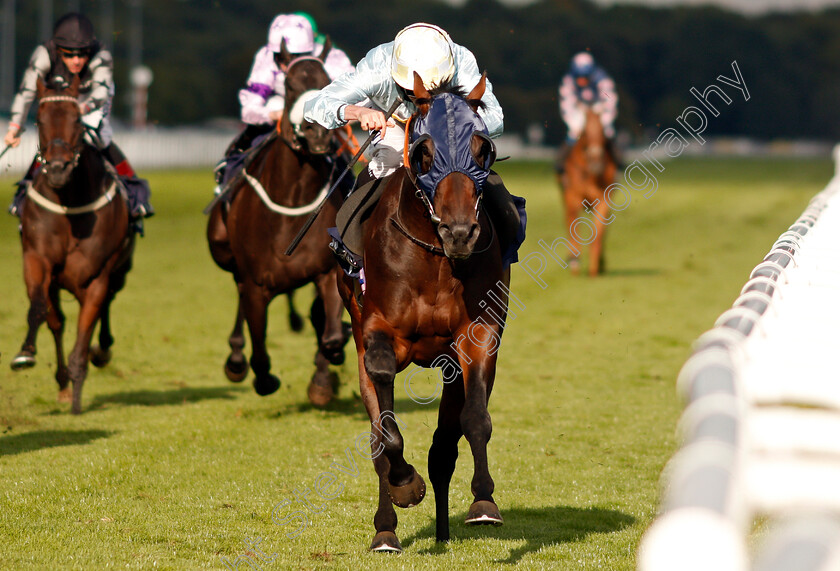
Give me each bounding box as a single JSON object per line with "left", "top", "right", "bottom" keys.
{"left": 11, "top": 76, "right": 135, "bottom": 414}
{"left": 341, "top": 72, "right": 511, "bottom": 552}
{"left": 207, "top": 39, "right": 348, "bottom": 404}
{"left": 558, "top": 108, "right": 616, "bottom": 276}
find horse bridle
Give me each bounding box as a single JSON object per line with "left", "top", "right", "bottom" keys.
{"left": 284, "top": 56, "right": 328, "bottom": 142}
{"left": 36, "top": 95, "right": 84, "bottom": 169}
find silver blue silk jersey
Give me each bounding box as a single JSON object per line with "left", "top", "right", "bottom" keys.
{"left": 303, "top": 41, "right": 504, "bottom": 138}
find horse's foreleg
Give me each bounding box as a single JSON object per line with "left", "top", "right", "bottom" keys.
{"left": 363, "top": 329, "right": 425, "bottom": 508}
{"left": 356, "top": 340, "right": 402, "bottom": 553}
{"left": 12, "top": 253, "right": 51, "bottom": 370}
{"left": 224, "top": 285, "right": 249, "bottom": 382}
{"left": 428, "top": 377, "right": 466, "bottom": 542}
{"left": 67, "top": 276, "right": 110, "bottom": 414}
{"left": 241, "top": 283, "right": 279, "bottom": 396}
{"left": 459, "top": 332, "right": 503, "bottom": 527}
{"left": 89, "top": 295, "right": 114, "bottom": 368}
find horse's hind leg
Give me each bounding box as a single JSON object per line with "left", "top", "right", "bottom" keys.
{"left": 286, "top": 292, "right": 304, "bottom": 332}
{"left": 307, "top": 271, "right": 349, "bottom": 406}
{"left": 89, "top": 295, "right": 114, "bottom": 368}
{"left": 588, "top": 189, "right": 611, "bottom": 277}
{"left": 12, "top": 254, "right": 51, "bottom": 370}
{"left": 46, "top": 281, "right": 71, "bottom": 402}
{"left": 428, "top": 378, "right": 465, "bottom": 542}
{"left": 224, "top": 290, "right": 249, "bottom": 382}
{"left": 241, "top": 283, "right": 280, "bottom": 396}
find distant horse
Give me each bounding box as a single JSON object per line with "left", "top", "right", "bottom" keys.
{"left": 206, "top": 39, "right": 349, "bottom": 404}
{"left": 340, "top": 72, "right": 509, "bottom": 552}
{"left": 11, "top": 76, "right": 135, "bottom": 415}
{"left": 558, "top": 107, "right": 616, "bottom": 276}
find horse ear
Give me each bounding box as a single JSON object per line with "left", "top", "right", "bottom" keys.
{"left": 319, "top": 36, "right": 332, "bottom": 62}
{"left": 278, "top": 39, "right": 292, "bottom": 67}
{"left": 412, "top": 71, "right": 431, "bottom": 115}
{"left": 467, "top": 72, "right": 487, "bottom": 110}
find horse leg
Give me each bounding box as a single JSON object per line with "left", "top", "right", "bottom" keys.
{"left": 12, "top": 253, "right": 51, "bottom": 370}
{"left": 89, "top": 295, "right": 114, "bottom": 368}
{"left": 286, "top": 292, "right": 304, "bottom": 332}
{"left": 307, "top": 271, "right": 347, "bottom": 406}
{"left": 428, "top": 377, "right": 466, "bottom": 542}
{"left": 588, "top": 193, "right": 611, "bottom": 277}
{"left": 67, "top": 276, "right": 110, "bottom": 414}
{"left": 224, "top": 286, "right": 249, "bottom": 382}
{"left": 360, "top": 330, "right": 425, "bottom": 552}
{"left": 46, "top": 281, "right": 71, "bottom": 402}
{"left": 563, "top": 185, "right": 583, "bottom": 275}
{"left": 241, "top": 283, "right": 280, "bottom": 396}
{"left": 457, "top": 330, "right": 503, "bottom": 527}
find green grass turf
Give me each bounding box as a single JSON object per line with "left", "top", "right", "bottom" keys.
{"left": 0, "top": 156, "right": 831, "bottom": 569}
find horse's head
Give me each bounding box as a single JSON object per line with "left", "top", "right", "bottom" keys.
{"left": 35, "top": 75, "right": 84, "bottom": 188}
{"left": 277, "top": 38, "right": 333, "bottom": 155}
{"left": 407, "top": 72, "right": 496, "bottom": 260}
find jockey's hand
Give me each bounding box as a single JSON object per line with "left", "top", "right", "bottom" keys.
{"left": 343, "top": 105, "right": 395, "bottom": 135}
{"left": 268, "top": 110, "right": 283, "bottom": 122}
{"left": 4, "top": 127, "right": 21, "bottom": 148}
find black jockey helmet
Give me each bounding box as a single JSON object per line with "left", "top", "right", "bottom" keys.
{"left": 52, "top": 13, "right": 99, "bottom": 51}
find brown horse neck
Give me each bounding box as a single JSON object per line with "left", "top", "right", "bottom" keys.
{"left": 35, "top": 146, "right": 108, "bottom": 201}
{"left": 393, "top": 173, "right": 444, "bottom": 248}
{"left": 259, "top": 138, "right": 332, "bottom": 206}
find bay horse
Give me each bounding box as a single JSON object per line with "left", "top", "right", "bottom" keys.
{"left": 341, "top": 72, "right": 510, "bottom": 552}
{"left": 206, "top": 39, "right": 349, "bottom": 404}
{"left": 558, "top": 107, "right": 616, "bottom": 276}
{"left": 11, "top": 76, "right": 135, "bottom": 415}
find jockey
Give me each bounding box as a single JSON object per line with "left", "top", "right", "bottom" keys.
{"left": 555, "top": 51, "right": 621, "bottom": 173}
{"left": 304, "top": 22, "right": 524, "bottom": 268}
{"left": 214, "top": 13, "right": 355, "bottom": 190}
{"left": 4, "top": 12, "right": 154, "bottom": 224}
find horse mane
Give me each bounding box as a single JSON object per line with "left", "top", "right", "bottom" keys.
{"left": 413, "top": 81, "right": 486, "bottom": 110}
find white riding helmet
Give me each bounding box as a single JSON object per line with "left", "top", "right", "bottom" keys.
{"left": 391, "top": 23, "right": 455, "bottom": 91}
{"left": 268, "top": 14, "right": 314, "bottom": 54}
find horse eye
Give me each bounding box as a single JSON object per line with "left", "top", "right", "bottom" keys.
{"left": 410, "top": 137, "right": 434, "bottom": 174}
{"left": 471, "top": 134, "right": 495, "bottom": 169}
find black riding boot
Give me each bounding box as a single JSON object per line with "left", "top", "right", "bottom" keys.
{"left": 104, "top": 144, "right": 154, "bottom": 220}
{"left": 215, "top": 124, "right": 273, "bottom": 188}
{"left": 482, "top": 171, "right": 526, "bottom": 265}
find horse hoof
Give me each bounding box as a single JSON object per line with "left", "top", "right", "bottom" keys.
{"left": 253, "top": 374, "right": 280, "bottom": 396}
{"left": 224, "top": 356, "right": 249, "bottom": 383}
{"left": 10, "top": 353, "right": 35, "bottom": 371}
{"left": 307, "top": 372, "right": 335, "bottom": 407}
{"left": 465, "top": 500, "right": 504, "bottom": 525}
{"left": 369, "top": 531, "right": 402, "bottom": 553}
{"left": 388, "top": 466, "right": 426, "bottom": 508}
{"left": 57, "top": 387, "right": 72, "bottom": 403}
{"left": 89, "top": 346, "right": 112, "bottom": 368}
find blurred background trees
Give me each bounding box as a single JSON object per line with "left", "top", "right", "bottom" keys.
{"left": 4, "top": 0, "right": 840, "bottom": 144}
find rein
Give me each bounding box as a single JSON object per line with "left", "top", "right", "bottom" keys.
{"left": 243, "top": 162, "right": 335, "bottom": 217}
{"left": 26, "top": 179, "right": 118, "bottom": 215}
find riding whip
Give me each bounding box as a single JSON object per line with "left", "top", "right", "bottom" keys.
{"left": 0, "top": 127, "right": 26, "bottom": 167}
{"left": 284, "top": 98, "right": 403, "bottom": 256}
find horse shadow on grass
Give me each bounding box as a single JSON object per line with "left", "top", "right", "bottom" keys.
{"left": 0, "top": 429, "right": 113, "bottom": 456}
{"left": 86, "top": 386, "right": 244, "bottom": 411}
{"left": 402, "top": 505, "right": 635, "bottom": 564}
